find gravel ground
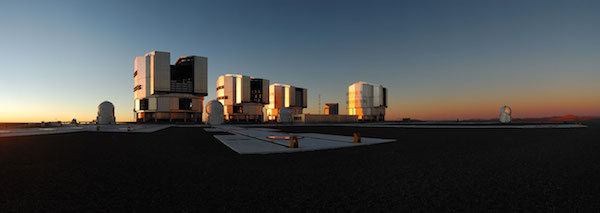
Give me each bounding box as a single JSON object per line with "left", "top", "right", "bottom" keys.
{"left": 1, "top": 120, "right": 599, "bottom": 212}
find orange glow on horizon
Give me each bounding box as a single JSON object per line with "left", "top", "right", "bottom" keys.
{"left": 1, "top": 87, "right": 599, "bottom": 122}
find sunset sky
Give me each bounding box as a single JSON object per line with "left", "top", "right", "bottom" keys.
{"left": 1, "top": 0, "right": 599, "bottom": 122}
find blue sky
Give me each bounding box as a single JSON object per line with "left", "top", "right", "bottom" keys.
{"left": 1, "top": 0, "right": 599, "bottom": 122}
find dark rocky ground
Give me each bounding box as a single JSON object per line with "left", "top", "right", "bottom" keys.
{"left": 1, "top": 120, "right": 599, "bottom": 212}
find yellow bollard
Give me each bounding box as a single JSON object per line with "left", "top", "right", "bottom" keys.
{"left": 289, "top": 136, "right": 299, "bottom": 148}
{"left": 353, "top": 132, "right": 361, "bottom": 143}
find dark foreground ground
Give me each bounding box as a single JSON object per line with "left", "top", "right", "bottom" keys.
{"left": 1, "top": 121, "right": 600, "bottom": 212}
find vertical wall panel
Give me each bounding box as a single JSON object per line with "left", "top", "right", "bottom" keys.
{"left": 151, "top": 51, "right": 171, "bottom": 94}
{"left": 193, "top": 56, "right": 208, "bottom": 95}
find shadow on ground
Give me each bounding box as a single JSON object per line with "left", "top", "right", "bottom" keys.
{"left": 1, "top": 120, "right": 600, "bottom": 211}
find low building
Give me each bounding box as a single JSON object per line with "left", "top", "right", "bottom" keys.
{"left": 347, "top": 81, "right": 387, "bottom": 121}
{"left": 133, "top": 51, "right": 207, "bottom": 122}
{"left": 292, "top": 114, "right": 358, "bottom": 123}
{"left": 216, "top": 74, "right": 270, "bottom": 122}
{"left": 266, "top": 83, "right": 307, "bottom": 121}
{"left": 324, "top": 103, "right": 339, "bottom": 115}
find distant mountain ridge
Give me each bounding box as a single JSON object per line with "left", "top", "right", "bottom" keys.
{"left": 516, "top": 114, "right": 599, "bottom": 122}
{"left": 457, "top": 115, "right": 599, "bottom": 123}
{"left": 546, "top": 115, "right": 599, "bottom": 122}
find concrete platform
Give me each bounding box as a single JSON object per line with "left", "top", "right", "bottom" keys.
{"left": 0, "top": 124, "right": 174, "bottom": 137}
{"left": 211, "top": 126, "right": 395, "bottom": 154}
{"left": 236, "top": 123, "right": 588, "bottom": 129}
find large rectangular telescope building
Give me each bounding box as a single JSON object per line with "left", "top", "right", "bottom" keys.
{"left": 266, "top": 83, "right": 307, "bottom": 121}
{"left": 216, "top": 74, "right": 270, "bottom": 122}
{"left": 133, "top": 51, "right": 207, "bottom": 122}
{"left": 348, "top": 81, "right": 387, "bottom": 121}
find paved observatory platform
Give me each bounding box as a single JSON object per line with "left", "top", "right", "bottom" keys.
{"left": 0, "top": 124, "right": 175, "bottom": 137}
{"left": 210, "top": 126, "right": 396, "bottom": 154}
{"left": 0, "top": 122, "right": 586, "bottom": 138}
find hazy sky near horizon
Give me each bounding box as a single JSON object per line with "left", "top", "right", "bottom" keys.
{"left": 1, "top": 0, "right": 599, "bottom": 122}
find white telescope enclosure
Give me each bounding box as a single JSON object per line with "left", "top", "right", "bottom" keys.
{"left": 216, "top": 74, "right": 270, "bottom": 122}
{"left": 348, "top": 81, "right": 387, "bottom": 121}
{"left": 133, "top": 51, "right": 208, "bottom": 123}
{"left": 266, "top": 83, "right": 307, "bottom": 122}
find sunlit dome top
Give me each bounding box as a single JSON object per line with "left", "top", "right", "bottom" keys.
{"left": 500, "top": 105, "right": 512, "bottom": 115}
{"left": 97, "top": 101, "right": 115, "bottom": 125}
{"left": 98, "top": 101, "right": 114, "bottom": 112}
{"left": 206, "top": 100, "right": 223, "bottom": 115}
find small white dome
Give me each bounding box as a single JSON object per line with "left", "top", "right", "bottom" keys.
{"left": 278, "top": 108, "right": 292, "bottom": 123}
{"left": 206, "top": 100, "right": 224, "bottom": 125}
{"left": 97, "top": 101, "right": 116, "bottom": 125}
{"left": 206, "top": 100, "right": 223, "bottom": 115}
{"left": 499, "top": 105, "right": 512, "bottom": 123}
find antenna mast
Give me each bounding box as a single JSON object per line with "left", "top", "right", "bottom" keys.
{"left": 318, "top": 94, "right": 321, "bottom": 114}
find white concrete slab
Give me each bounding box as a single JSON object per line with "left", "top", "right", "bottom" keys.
{"left": 0, "top": 124, "right": 174, "bottom": 137}
{"left": 203, "top": 128, "right": 227, "bottom": 132}
{"left": 212, "top": 126, "right": 396, "bottom": 154}
{"left": 213, "top": 134, "right": 290, "bottom": 154}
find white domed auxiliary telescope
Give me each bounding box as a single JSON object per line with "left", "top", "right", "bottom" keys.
{"left": 499, "top": 105, "right": 512, "bottom": 123}
{"left": 277, "top": 108, "right": 292, "bottom": 123}
{"left": 97, "top": 101, "right": 116, "bottom": 125}
{"left": 206, "top": 100, "right": 224, "bottom": 125}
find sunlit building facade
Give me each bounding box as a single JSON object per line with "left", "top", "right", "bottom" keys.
{"left": 347, "top": 81, "right": 387, "bottom": 121}
{"left": 216, "top": 74, "right": 270, "bottom": 122}
{"left": 133, "top": 51, "right": 207, "bottom": 122}
{"left": 324, "top": 103, "right": 339, "bottom": 115}
{"left": 266, "top": 83, "right": 307, "bottom": 121}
